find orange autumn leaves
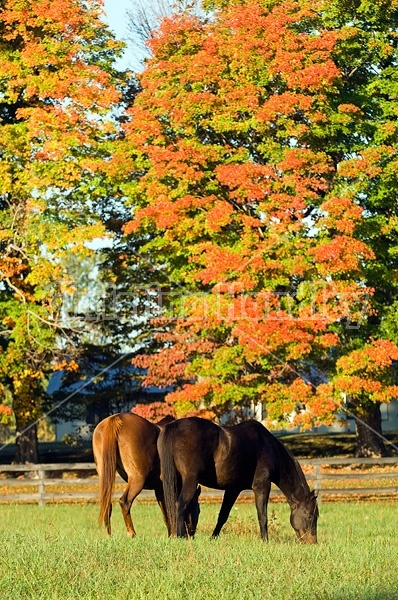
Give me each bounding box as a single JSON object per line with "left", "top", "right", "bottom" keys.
{"left": 334, "top": 340, "right": 398, "bottom": 406}
{"left": 0, "top": 0, "right": 393, "bottom": 442}
{"left": 1, "top": 0, "right": 119, "bottom": 105}
{"left": 123, "top": 0, "right": 398, "bottom": 425}
{"left": 0, "top": 0, "right": 123, "bottom": 448}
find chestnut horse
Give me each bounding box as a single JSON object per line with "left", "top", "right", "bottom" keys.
{"left": 158, "top": 417, "right": 318, "bottom": 543}
{"left": 92, "top": 413, "right": 200, "bottom": 537}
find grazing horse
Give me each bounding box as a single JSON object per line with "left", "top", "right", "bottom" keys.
{"left": 158, "top": 417, "right": 318, "bottom": 543}
{"left": 92, "top": 413, "right": 200, "bottom": 537}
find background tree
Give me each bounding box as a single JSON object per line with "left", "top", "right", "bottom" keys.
{"left": 0, "top": 0, "right": 125, "bottom": 462}
{"left": 121, "top": 0, "right": 398, "bottom": 455}
{"left": 35, "top": 68, "right": 173, "bottom": 432}
{"left": 313, "top": 0, "right": 398, "bottom": 454}
{"left": 127, "top": 0, "right": 202, "bottom": 58}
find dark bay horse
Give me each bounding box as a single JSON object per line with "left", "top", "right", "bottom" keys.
{"left": 158, "top": 417, "right": 318, "bottom": 542}
{"left": 92, "top": 413, "right": 200, "bottom": 537}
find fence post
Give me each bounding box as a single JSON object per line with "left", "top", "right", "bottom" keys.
{"left": 313, "top": 463, "right": 322, "bottom": 504}
{"left": 38, "top": 467, "right": 46, "bottom": 506}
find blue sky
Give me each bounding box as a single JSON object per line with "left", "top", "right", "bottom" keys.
{"left": 103, "top": 0, "right": 146, "bottom": 71}
{"left": 103, "top": 0, "right": 131, "bottom": 41}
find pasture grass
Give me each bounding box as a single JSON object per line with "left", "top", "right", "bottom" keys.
{"left": 0, "top": 500, "right": 397, "bottom": 599}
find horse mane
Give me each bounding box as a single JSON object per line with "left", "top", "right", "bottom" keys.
{"left": 273, "top": 434, "right": 311, "bottom": 502}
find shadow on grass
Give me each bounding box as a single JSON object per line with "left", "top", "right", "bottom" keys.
{"left": 1, "top": 431, "right": 397, "bottom": 465}
{"left": 0, "top": 441, "right": 94, "bottom": 464}
{"left": 278, "top": 431, "right": 398, "bottom": 458}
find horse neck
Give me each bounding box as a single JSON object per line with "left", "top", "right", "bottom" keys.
{"left": 274, "top": 442, "right": 310, "bottom": 505}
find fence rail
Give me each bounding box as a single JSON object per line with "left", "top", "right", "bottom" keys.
{"left": 0, "top": 457, "right": 397, "bottom": 505}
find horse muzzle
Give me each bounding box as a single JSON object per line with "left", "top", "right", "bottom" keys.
{"left": 297, "top": 531, "right": 317, "bottom": 544}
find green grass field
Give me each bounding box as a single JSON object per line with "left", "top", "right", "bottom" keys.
{"left": 0, "top": 501, "right": 397, "bottom": 600}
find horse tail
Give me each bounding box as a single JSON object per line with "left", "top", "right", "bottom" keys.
{"left": 158, "top": 426, "right": 178, "bottom": 535}
{"left": 94, "top": 415, "right": 122, "bottom": 527}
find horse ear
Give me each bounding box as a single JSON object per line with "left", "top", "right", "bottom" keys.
{"left": 310, "top": 489, "right": 318, "bottom": 500}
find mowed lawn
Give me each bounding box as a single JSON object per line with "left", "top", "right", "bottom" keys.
{"left": 0, "top": 500, "right": 397, "bottom": 600}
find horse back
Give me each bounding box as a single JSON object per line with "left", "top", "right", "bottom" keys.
{"left": 232, "top": 420, "right": 304, "bottom": 488}
{"left": 94, "top": 412, "right": 161, "bottom": 487}
{"left": 160, "top": 417, "right": 260, "bottom": 489}
{"left": 161, "top": 417, "right": 220, "bottom": 483}
{"left": 116, "top": 413, "right": 160, "bottom": 486}
{"left": 211, "top": 420, "right": 268, "bottom": 487}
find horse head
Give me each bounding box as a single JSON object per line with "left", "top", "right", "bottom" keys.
{"left": 289, "top": 490, "right": 319, "bottom": 544}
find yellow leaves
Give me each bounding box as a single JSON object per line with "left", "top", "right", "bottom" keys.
{"left": 2, "top": 0, "right": 89, "bottom": 42}
{"left": 2, "top": 316, "right": 16, "bottom": 329}
{"left": 0, "top": 2, "right": 128, "bottom": 444}
{"left": 381, "top": 215, "right": 398, "bottom": 236}
{"left": 54, "top": 359, "right": 79, "bottom": 372}
{"left": 13, "top": 369, "right": 43, "bottom": 392}
{"left": 25, "top": 262, "right": 63, "bottom": 288}
{"left": 0, "top": 257, "right": 26, "bottom": 278}
{"left": 320, "top": 196, "right": 363, "bottom": 235}
{"left": 338, "top": 103, "right": 363, "bottom": 115}
{"left": 59, "top": 282, "right": 77, "bottom": 295}
{"left": 338, "top": 147, "right": 395, "bottom": 180}
{"left": 1, "top": 3, "right": 120, "bottom": 121}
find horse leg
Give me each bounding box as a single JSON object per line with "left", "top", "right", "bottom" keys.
{"left": 253, "top": 480, "right": 271, "bottom": 541}
{"left": 154, "top": 485, "right": 171, "bottom": 536}
{"left": 185, "top": 485, "right": 201, "bottom": 537}
{"left": 119, "top": 478, "right": 145, "bottom": 538}
{"left": 211, "top": 487, "right": 241, "bottom": 538}
{"left": 177, "top": 477, "right": 198, "bottom": 538}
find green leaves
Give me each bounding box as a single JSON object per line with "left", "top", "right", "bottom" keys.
{"left": 0, "top": 0, "right": 125, "bottom": 460}
{"left": 121, "top": 0, "right": 398, "bottom": 434}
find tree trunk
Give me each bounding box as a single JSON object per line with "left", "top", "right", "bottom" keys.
{"left": 354, "top": 403, "right": 389, "bottom": 457}
{"left": 14, "top": 422, "right": 39, "bottom": 464}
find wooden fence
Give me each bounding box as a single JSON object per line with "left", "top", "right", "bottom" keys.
{"left": 0, "top": 457, "right": 397, "bottom": 505}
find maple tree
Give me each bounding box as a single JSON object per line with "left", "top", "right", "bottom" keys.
{"left": 122, "top": 0, "right": 398, "bottom": 455}
{"left": 0, "top": 0, "right": 125, "bottom": 462}
{"left": 333, "top": 340, "right": 398, "bottom": 455}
